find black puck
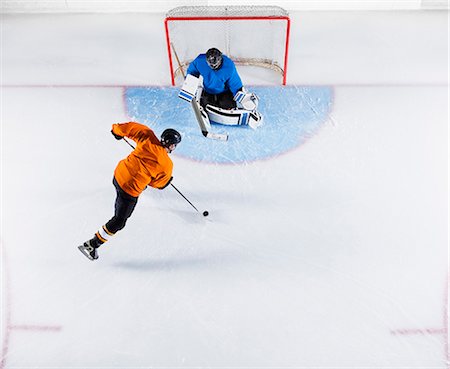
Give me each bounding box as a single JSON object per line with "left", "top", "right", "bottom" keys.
{"left": 203, "top": 211, "right": 209, "bottom": 217}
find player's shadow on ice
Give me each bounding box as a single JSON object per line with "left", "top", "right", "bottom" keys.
{"left": 112, "top": 253, "right": 236, "bottom": 272}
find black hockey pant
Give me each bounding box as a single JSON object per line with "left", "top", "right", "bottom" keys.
{"left": 200, "top": 90, "right": 237, "bottom": 110}
{"left": 105, "top": 177, "right": 138, "bottom": 234}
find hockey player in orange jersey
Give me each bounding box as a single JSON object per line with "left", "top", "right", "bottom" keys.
{"left": 78, "top": 122, "right": 182, "bottom": 261}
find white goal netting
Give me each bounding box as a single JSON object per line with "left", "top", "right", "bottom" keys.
{"left": 164, "top": 6, "right": 290, "bottom": 85}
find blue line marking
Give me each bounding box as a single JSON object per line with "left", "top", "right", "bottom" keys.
{"left": 125, "top": 86, "right": 333, "bottom": 164}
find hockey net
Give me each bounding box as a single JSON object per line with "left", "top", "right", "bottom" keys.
{"left": 164, "top": 6, "right": 290, "bottom": 86}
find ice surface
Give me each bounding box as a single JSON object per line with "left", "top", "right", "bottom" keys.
{"left": 1, "top": 10, "right": 448, "bottom": 369}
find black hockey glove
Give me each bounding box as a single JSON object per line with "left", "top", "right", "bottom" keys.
{"left": 111, "top": 130, "right": 123, "bottom": 140}
{"left": 158, "top": 176, "right": 173, "bottom": 190}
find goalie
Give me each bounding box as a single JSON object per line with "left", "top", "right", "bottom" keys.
{"left": 179, "top": 48, "right": 263, "bottom": 138}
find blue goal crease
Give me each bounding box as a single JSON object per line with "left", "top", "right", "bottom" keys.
{"left": 125, "top": 86, "right": 333, "bottom": 164}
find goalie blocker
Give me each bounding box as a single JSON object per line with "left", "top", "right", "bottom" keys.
{"left": 179, "top": 75, "right": 263, "bottom": 135}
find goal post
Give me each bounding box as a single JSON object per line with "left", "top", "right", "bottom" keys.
{"left": 164, "top": 6, "right": 290, "bottom": 86}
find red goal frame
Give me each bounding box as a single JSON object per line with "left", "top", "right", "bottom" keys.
{"left": 164, "top": 14, "right": 291, "bottom": 86}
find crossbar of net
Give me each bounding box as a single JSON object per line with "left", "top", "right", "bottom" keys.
{"left": 166, "top": 5, "right": 288, "bottom": 18}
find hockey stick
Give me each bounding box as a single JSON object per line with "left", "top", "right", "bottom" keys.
{"left": 169, "top": 183, "right": 199, "bottom": 213}
{"left": 123, "top": 136, "right": 136, "bottom": 150}
{"left": 170, "top": 42, "right": 186, "bottom": 78}
{"left": 191, "top": 98, "right": 228, "bottom": 141}
{"left": 122, "top": 137, "right": 204, "bottom": 214}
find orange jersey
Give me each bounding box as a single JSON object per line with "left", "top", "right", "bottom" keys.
{"left": 112, "top": 122, "right": 173, "bottom": 197}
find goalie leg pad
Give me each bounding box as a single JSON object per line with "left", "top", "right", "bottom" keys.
{"left": 206, "top": 105, "right": 263, "bottom": 129}
{"left": 248, "top": 111, "right": 263, "bottom": 130}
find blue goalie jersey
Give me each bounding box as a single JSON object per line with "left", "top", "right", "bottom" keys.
{"left": 186, "top": 54, "right": 243, "bottom": 96}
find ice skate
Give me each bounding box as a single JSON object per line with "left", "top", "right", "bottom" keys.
{"left": 78, "top": 240, "right": 98, "bottom": 261}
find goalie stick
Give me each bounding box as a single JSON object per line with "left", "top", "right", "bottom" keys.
{"left": 190, "top": 98, "right": 228, "bottom": 141}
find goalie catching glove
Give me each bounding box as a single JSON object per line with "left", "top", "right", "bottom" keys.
{"left": 234, "top": 89, "right": 259, "bottom": 111}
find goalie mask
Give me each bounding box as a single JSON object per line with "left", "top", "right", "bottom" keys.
{"left": 206, "top": 48, "right": 223, "bottom": 70}
{"left": 161, "top": 128, "right": 181, "bottom": 151}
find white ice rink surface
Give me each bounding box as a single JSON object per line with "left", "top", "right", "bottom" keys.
{"left": 1, "top": 10, "right": 449, "bottom": 369}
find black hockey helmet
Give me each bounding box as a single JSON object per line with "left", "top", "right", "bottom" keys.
{"left": 161, "top": 128, "right": 181, "bottom": 149}
{"left": 206, "top": 48, "right": 223, "bottom": 70}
